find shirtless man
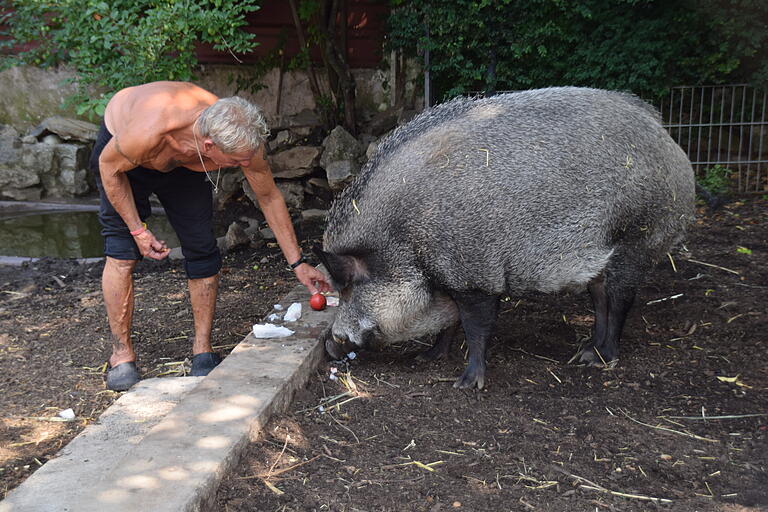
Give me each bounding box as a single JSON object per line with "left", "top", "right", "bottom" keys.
{"left": 89, "top": 81, "right": 331, "bottom": 391}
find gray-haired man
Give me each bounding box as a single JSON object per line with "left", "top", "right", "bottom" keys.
{"left": 90, "top": 81, "right": 332, "bottom": 391}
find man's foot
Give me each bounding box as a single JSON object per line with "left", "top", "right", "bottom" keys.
{"left": 106, "top": 362, "right": 140, "bottom": 391}
{"left": 191, "top": 352, "right": 221, "bottom": 376}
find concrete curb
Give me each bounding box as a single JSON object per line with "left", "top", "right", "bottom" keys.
{"left": 1, "top": 284, "right": 334, "bottom": 512}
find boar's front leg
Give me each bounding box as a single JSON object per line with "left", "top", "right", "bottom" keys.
{"left": 451, "top": 291, "right": 500, "bottom": 390}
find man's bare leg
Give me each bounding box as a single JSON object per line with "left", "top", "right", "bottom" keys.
{"left": 188, "top": 274, "right": 221, "bottom": 376}
{"left": 102, "top": 256, "right": 138, "bottom": 366}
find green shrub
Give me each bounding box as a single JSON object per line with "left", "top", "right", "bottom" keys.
{"left": 387, "top": 0, "right": 768, "bottom": 101}
{"left": 698, "top": 165, "right": 734, "bottom": 196}
{"left": 1, "top": 0, "right": 261, "bottom": 118}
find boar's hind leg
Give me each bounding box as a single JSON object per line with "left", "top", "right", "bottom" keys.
{"left": 451, "top": 292, "right": 500, "bottom": 390}
{"left": 580, "top": 272, "right": 636, "bottom": 367}
{"left": 417, "top": 322, "right": 458, "bottom": 362}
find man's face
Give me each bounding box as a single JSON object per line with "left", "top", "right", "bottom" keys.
{"left": 204, "top": 142, "right": 255, "bottom": 168}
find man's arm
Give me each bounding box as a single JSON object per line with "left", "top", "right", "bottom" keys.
{"left": 242, "top": 148, "right": 332, "bottom": 293}
{"left": 98, "top": 136, "right": 170, "bottom": 260}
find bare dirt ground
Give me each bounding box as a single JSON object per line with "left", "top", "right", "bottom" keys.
{"left": 214, "top": 198, "right": 767, "bottom": 512}
{"left": 0, "top": 203, "right": 325, "bottom": 497}
{"left": 0, "top": 198, "right": 765, "bottom": 511}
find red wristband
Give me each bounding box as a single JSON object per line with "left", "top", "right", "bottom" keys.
{"left": 130, "top": 222, "right": 147, "bottom": 236}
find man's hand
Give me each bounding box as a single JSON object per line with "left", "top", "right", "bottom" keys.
{"left": 294, "top": 263, "right": 333, "bottom": 294}
{"left": 133, "top": 230, "right": 171, "bottom": 260}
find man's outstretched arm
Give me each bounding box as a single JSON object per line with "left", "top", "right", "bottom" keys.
{"left": 241, "top": 148, "right": 332, "bottom": 294}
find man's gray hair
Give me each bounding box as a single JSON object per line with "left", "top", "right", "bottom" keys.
{"left": 197, "top": 97, "right": 269, "bottom": 153}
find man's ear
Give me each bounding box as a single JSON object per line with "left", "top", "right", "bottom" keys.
{"left": 312, "top": 246, "right": 368, "bottom": 289}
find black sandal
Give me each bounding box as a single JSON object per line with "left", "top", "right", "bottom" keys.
{"left": 106, "top": 362, "right": 140, "bottom": 391}
{"left": 191, "top": 352, "right": 221, "bottom": 377}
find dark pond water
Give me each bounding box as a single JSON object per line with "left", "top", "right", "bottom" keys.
{"left": 0, "top": 211, "right": 181, "bottom": 259}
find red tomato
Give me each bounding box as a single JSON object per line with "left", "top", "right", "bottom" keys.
{"left": 309, "top": 293, "right": 327, "bottom": 311}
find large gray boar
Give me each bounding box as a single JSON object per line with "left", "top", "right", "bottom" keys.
{"left": 314, "top": 87, "right": 695, "bottom": 390}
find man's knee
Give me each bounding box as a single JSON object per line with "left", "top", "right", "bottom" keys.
{"left": 105, "top": 256, "right": 138, "bottom": 274}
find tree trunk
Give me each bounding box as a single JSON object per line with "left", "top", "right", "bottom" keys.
{"left": 319, "top": 0, "right": 357, "bottom": 135}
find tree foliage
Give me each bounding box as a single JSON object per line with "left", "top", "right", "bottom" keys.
{"left": 387, "top": 0, "right": 768, "bottom": 101}
{"left": 1, "top": 0, "right": 261, "bottom": 117}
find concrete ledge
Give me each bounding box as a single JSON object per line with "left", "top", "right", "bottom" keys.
{"left": 1, "top": 284, "right": 334, "bottom": 512}
{"left": 0, "top": 377, "right": 204, "bottom": 511}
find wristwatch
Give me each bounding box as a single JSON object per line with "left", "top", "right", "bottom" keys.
{"left": 288, "top": 255, "right": 306, "bottom": 270}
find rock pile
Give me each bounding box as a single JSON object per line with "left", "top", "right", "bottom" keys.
{"left": 0, "top": 118, "right": 96, "bottom": 201}
{"left": 0, "top": 112, "right": 418, "bottom": 215}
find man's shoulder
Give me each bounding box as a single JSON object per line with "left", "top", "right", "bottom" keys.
{"left": 112, "top": 82, "right": 217, "bottom": 113}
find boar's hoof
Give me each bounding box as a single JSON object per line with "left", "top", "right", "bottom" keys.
{"left": 577, "top": 347, "right": 619, "bottom": 368}
{"left": 453, "top": 367, "right": 486, "bottom": 390}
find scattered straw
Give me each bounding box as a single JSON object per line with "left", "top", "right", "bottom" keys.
{"left": 511, "top": 347, "right": 559, "bottom": 364}
{"left": 646, "top": 293, "right": 683, "bottom": 305}
{"left": 663, "top": 413, "right": 766, "bottom": 421}
{"left": 552, "top": 466, "right": 672, "bottom": 504}
{"left": 594, "top": 347, "right": 608, "bottom": 367}
{"left": 238, "top": 455, "right": 321, "bottom": 481}
{"left": 667, "top": 252, "right": 678, "bottom": 272}
{"left": 262, "top": 480, "right": 284, "bottom": 495}
{"left": 619, "top": 409, "right": 719, "bottom": 443}
{"left": 266, "top": 434, "right": 290, "bottom": 479}
{"left": 328, "top": 411, "right": 360, "bottom": 444}
{"left": 382, "top": 460, "right": 444, "bottom": 472}
{"left": 686, "top": 259, "right": 739, "bottom": 275}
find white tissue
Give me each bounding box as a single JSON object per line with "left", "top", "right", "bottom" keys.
{"left": 273, "top": 304, "right": 284, "bottom": 311}
{"left": 267, "top": 313, "right": 281, "bottom": 322}
{"left": 283, "top": 302, "right": 302, "bottom": 322}
{"left": 252, "top": 323, "right": 294, "bottom": 338}
{"left": 58, "top": 408, "right": 76, "bottom": 420}
{"left": 326, "top": 296, "right": 340, "bottom": 307}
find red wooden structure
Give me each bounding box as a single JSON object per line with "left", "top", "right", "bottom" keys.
{"left": 1, "top": 0, "right": 389, "bottom": 69}
{"left": 197, "top": 0, "right": 389, "bottom": 68}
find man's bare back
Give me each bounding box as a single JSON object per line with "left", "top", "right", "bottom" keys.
{"left": 104, "top": 81, "right": 219, "bottom": 172}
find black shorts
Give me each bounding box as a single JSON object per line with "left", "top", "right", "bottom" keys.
{"left": 89, "top": 123, "right": 221, "bottom": 279}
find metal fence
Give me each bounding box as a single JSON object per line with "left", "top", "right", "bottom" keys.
{"left": 656, "top": 85, "right": 767, "bottom": 194}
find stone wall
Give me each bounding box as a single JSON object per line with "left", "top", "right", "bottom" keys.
{"left": 0, "top": 62, "right": 423, "bottom": 205}
{"left": 0, "top": 63, "right": 419, "bottom": 130}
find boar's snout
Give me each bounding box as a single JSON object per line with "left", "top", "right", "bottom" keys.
{"left": 325, "top": 334, "right": 354, "bottom": 360}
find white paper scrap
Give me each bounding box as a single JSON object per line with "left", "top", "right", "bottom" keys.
{"left": 267, "top": 313, "right": 281, "bottom": 322}
{"left": 58, "top": 408, "right": 76, "bottom": 420}
{"left": 252, "top": 323, "right": 294, "bottom": 338}
{"left": 326, "top": 296, "right": 340, "bottom": 307}
{"left": 283, "top": 302, "right": 302, "bottom": 322}
{"left": 273, "top": 304, "right": 284, "bottom": 311}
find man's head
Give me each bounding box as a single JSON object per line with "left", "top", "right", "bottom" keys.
{"left": 197, "top": 97, "right": 269, "bottom": 155}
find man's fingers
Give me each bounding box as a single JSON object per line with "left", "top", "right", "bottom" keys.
{"left": 146, "top": 248, "right": 170, "bottom": 261}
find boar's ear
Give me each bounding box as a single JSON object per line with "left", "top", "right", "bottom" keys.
{"left": 312, "top": 245, "right": 369, "bottom": 289}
